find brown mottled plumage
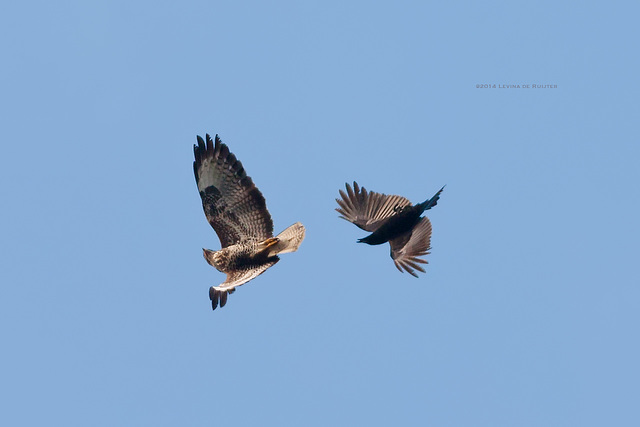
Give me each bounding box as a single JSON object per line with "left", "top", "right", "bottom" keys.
{"left": 336, "top": 182, "right": 444, "bottom": 277}
{"left": 194, "top": 134, "right": 305, "bottom": 310}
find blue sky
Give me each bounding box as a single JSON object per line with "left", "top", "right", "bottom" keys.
{"left": 2, "top": 1, "right": 639, "bottom": 425}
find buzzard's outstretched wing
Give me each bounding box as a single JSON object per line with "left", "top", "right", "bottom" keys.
{"left": 208, "top": 259, "right": 279, "bottom": 310}
{"left": 389, "top": 217, "right": 432, "bottom": 277}
{"left": 336, "top": 181, "right": 412, "bottom": 232}
{"left": 194, "top": 134, "right": 274, "bottom": 247}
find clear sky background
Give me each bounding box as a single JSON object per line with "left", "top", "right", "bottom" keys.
{"left": 2, "top": 1, "right": 639, "bottom": 426}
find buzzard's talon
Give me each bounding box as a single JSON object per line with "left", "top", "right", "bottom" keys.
{"left": 259, "top": 237, "right": 279, "bottom": 249}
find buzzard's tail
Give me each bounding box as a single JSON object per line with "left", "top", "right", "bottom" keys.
{"left": 268, "top": 222, "right": 306, "bottom": 255}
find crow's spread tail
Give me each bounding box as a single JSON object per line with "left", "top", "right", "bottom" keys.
{"left": 419, "top": 185, "right": 445, "bottom": 211}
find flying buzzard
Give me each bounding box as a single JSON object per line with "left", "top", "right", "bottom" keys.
{"left": 194, "top": 134, "right": 306, "bottom": 310}
{"left": 336, "top": 182, "right": 444, "bottom": 277}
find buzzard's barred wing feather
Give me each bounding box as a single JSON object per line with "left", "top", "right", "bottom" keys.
{"left": 389, "top": 217, "right": 433, "bottom": 277}
{"left": 220, "top": 259, "right": 280, "bottom": 290}
{"left": 336, "top": 181, "right": 412, "bottom": 232}
{"left": 208, "top": 259, "right": 279, "bottom": 310}
{"left": 194, "top": 134, "right": 274, "bottom": 247}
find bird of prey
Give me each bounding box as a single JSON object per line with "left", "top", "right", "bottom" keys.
{"left": 193, "top": 134, "right": 306, "bottom": 310}
{"left": 336, "top": 182, "right": 444, "bottom": 277}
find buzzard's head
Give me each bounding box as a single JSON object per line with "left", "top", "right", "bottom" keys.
{"left": 203, "top": 248, "right": 230, "bottom": 271}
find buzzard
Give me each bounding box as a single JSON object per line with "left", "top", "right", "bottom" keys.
{"left": 336, "top": 182, "right": 444, "bottom": 277}
{"left": 194, "top": 134, "right": 306, "bottom": 310}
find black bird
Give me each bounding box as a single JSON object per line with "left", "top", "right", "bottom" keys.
{"left": 336, "top": 182, "right": 444, "bottom": 277}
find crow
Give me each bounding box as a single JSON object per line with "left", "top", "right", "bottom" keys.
{"left": 336, "top": 182, "right": 444, "bottom": 277}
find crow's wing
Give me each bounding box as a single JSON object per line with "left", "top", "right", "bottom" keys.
{"left": 389, "top": 217, "right": 433, "bottom": 277}
{"left": 335, "top": 181, "right": 412, "bottom": 232}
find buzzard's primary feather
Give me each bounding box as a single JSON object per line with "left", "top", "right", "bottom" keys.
{"left": 336, "top": 182, "right": 443, "bottom": 277}
{"left": 194, "top": 134, "right": 306, "bottom": 310}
